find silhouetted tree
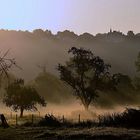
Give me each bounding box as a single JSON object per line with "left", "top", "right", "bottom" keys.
{"left": 134, "top": 52, "right": 140, "bottom": 89}
{"left": 57, "top": 30, "right": 77, "bottom": 39}
{"left": 135, "top": 52, "right": 140, "bottom": 72}
{"left": 113, "top": 74, "right": 134, "bottom": 94}
{"left": 0, "top": 114, "right": 9, "bottom": 128}
{"left": 33, "top": 29, "right": 47, "bottom": 38}
{"left": 0, "top": 50, "right": 18, "bottom": 87}
{"left": 78, "top": 33, "right": 94, "bottom": 42}
{"left": 127, "top": 31, "right": 135, "bottom": 37}
{"left": 58, "top": 47, "right": 112, "bottom": 110}
{"left": 3, "top": 79, "right": 46, "bottom": 117}
{"left": 0, "top": 50, "right": 17, "bottom": 77}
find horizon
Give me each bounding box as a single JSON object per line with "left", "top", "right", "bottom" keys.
{"left": 0, "top": 28, "right": 138, "bottom": 36}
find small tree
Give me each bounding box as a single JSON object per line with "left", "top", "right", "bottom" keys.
{"left": 58, "top": 47, "right": 112, "bottom": 110}
{"left": 127, "top": 31, "right": 135, "bottom": 37}
{"left": 3, "top": 79, "right": 46, "bottom": 117}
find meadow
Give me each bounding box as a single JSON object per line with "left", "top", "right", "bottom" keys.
{"left": 1, "top": 108, "right": 140, "bottom": 140}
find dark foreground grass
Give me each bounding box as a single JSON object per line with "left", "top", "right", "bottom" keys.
{"left": 98, "top": 108, "right": 140, "bottom": 128}
{"left": 37, "top": 108, "right": 140, "bottom": 129}
{"left": 17, "top": 108, "right": 138, "bottom": 139}
{"left": 37, "top": 114, "right": 97, "bottom": 128}
{"left": 1, "top": 108, "right": 140, "bottom": 140}
{"left": 0, "top": 126, "right": 140, "bottom": 140}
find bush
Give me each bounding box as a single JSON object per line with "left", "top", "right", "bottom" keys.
{"left": 38, "top": 114, "right": 61, "bottom": 127}
{"left": 98, "top": 108, "right": 140, "bottom": 128}
{"left": 38, "top": 114, "right": 97, "bottom": 128}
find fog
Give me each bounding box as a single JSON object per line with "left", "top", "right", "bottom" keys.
{"left": 0, "top": 101, "right": 127, "bottom": 121}
{"left": 0, "top": 29, "right": 140, "bottom": 115}
{"left": 0, "top": 29, "right": 139, "bottom": 81}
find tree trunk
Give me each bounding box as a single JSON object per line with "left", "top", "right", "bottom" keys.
{"left": 81, "top": 98, "right": 90, "bottom": 111}
{"left": 0, "top": 114, "right": 9, "bottom": 128}
{"left": 20, "top": 108, "right": 24, "bottom": 118}
{"left": 84, "top": 103, "right": 89, "bottom": 111}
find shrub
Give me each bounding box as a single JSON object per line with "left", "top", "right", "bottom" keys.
{"left": 98, "top": 108, "right": 140, "bottom": 128}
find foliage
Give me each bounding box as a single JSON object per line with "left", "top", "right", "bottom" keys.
{"left": 134, "top": 52, "right": 140, "bottom": 90}
{"left": 127, "top": 31, "right": 135, "bottom": 37}
{"left": 98, "top": 108, "right": 140, "bottom": 128}
{"left": 58, "top": 47, "right": 117, "bottom": 110}
{"left": 38, "top": 114, "right": 61, "bottom": 127}
{"left": 3, "top": 79, "right": 46, "bottom": 117}
{"left": 114, "top": 74, "right": 134, "bottom": 90}
{"left": 0, "top": 50, "right": 18, "bottom": 87}
{"left": 135, "top": 52, "right": 140, "bottom": 72}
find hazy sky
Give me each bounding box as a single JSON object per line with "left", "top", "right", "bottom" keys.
{"left": 0, "top": 0, "right": 140, "bottom": 34}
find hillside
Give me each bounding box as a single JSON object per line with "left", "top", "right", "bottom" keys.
{"left": 0, "top": 29, "right": 139, "bottom": 81}
{"left": 0, "top": 29, "right": 140, "bottom": 107}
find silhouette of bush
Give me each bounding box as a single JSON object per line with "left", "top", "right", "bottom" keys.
{"left": 38, "top": 114, "right": 61, "bottom": 127}
{"left": 98, "top": 108, "right": 140, "bottom": 128}
{"left": 22, "top": 122, "right": 34, "bottom": 127}
{"left": 38, "top": 114, "right": 98, "bottom": 128}
{"left": 71, "top": 120, "right": 98, "bottom": 128}
{"left": 37, "top": 108, "right": 140, "bottom": 128}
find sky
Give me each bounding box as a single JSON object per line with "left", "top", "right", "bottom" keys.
{"left": 0, "top": 0, "right": 140, "bottom": 35}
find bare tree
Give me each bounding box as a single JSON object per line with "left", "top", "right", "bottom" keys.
{"left": 0, "top": 50, "right": 17, "bottom": 76}
{"left": 0, "top": 50, "right": 19, "bottom": 86}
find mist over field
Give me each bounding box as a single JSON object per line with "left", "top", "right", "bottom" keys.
{"left": 1, "top": 1, "right": 140, "bottom": 139}
{"left": 1, "top": 29, "right": 140, "bottom": 115}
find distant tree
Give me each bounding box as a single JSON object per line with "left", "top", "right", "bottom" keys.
{"left": 57, "top": 30, "right": 77, "bottom": 39}
{"left": 133, "top": 77, "right": 140, "bottom": 90}
{"left": 127, "top": 31, "right": 135, "bottom": 37}
{"left": 113, "top": 74, "right": 134, "bottom": 91}
{"left": 135, "top": 52, "right": 140, "bottom": 72}
{"left": 3, "top": 79, "right": 46, "bottom": 117}
{"left": 78, "top": 33, "right": 94, "bottom": 41}
{"left": 33, "top": 29, "right": 47, "bottom": 38}
{"left": 45, "top": 30, "right": 52, "bottom": 36}
{"left": 58, "top": 47, "right": 114, "bottom": 110}
{"left": 134, "top": 52, "right": 140, "bottom": 89}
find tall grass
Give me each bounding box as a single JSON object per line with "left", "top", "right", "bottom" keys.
{"left": 17, "top": 108, "right": 140, "bottom": 129}
{"left": 98, "top": 108, "right": 140, "bottom": 128}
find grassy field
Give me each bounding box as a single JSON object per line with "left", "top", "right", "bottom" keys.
{"left": 1, "top": 108, "right": 140, "bottom": 140}
{"left": 0, "top": 126, "right": 140, "bottom": 140}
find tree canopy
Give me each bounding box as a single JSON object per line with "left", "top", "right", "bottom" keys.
{"left": 58, "top": 47, "right": 118, "bottom": 110}
{"left": 3, "top": 79, "right": 46, "bottom": 117}
{"left": 0, "top": 50, "right": 17, "bottom": 76}
{"left": 134, "top": 52, "right": 140, "bottom": 90}
{"left": 135, "top": 52, "right": 140, "bottom": 72}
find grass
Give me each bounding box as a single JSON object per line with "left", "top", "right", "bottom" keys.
{"left": 0, "top": 126, "right": 140, "bottom": 140}
{"left": 98, "top": 108, "right": 140, "bottom": 128}
{"left": 36, "top": 108, "right": 140, "bottom": 129}
{"left": 0, "top": 108, "right": 140, "bottom": 139}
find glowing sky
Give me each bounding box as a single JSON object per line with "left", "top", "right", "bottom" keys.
{"left": 0, "top": 0, "right": 140, "bottom": 34}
